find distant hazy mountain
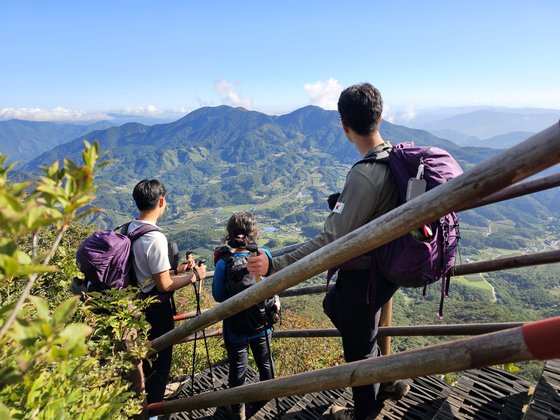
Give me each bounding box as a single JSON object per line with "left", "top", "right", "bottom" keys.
{"left": 409, "top": 108, "right": 559, "bottom": 142}
{"left": 0, "top": 119, "right": 115, "bottom": 163}
{"left": 480, "top": 131, "right": 535, "bottom": 149}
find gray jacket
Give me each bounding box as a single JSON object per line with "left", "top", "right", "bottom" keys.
{"left": 272, "top": 141, "right": 399, "bottom": 272}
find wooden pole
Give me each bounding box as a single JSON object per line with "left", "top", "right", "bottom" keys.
{"left": 279, "top": 283, "right": 331, "bottom": 297}
{"left": 148, "top": 317, "right": 560, "bottom": 415}
{"left": 459, "top": 171, "right": 560, "bottom": 211}
{"left": 174, "top": 328, "right": 222, "bottom": 344}
{"left": 171, "top": 322, "right": 526, "bottom": 341}
{"left": 280, "top": 249, "right": 560, "bottom": 298}
{"left": 451, "top": 249, "right": 560, "bottom": 276}
{"left": 150, "top": 122, "right": 560, "bottom": 354}
{"left": 378, "top": 300, "right": 393, "bottom": 355}
{"left": 173, "top": 309, "right": 207, "bottom": 321}
{"left": 272, "top": 322, "right": 524, "bottom": 338}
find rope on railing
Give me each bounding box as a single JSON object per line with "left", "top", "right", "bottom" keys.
{"left": 149, "top": 122, "right": 560, "bottom": 354}
{"left": 148, "top": 317, "right": 560, "bottom": 415}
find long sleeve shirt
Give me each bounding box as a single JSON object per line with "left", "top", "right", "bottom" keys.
{"left": 272, "top": 141, "right": 399, "bottom": 273}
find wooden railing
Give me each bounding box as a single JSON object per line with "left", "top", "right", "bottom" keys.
{"left": 147, "top": 123, "right": 560, "bottom": 416}
{"left": 152, "top": 122, "right": 560, "bottom": 353}
{"left": 276, "top": 249, "right": 560, "bottom": 298}
{"left": 174, "top": 322, "right": 526, "bottom": 343}
{"left": 149, "top": 317, "right": 560, "bottom": 415}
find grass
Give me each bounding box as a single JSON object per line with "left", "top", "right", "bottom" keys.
{"left": 453, "top": 274, "right": 494, "bottom": 292}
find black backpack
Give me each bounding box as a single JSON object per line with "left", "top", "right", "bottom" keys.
{"left": 218, "top": 247, "right": 280, "bottom": 335}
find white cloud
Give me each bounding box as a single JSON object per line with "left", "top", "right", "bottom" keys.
{"left": 0, "top": 106, "right": 109, "bottom": 121}
{"left": 0, "top": 105, "right": 193, "bottom": 122}
{"left": 383, "top": 104, "right": 417, "bottom": 124}
{"left": 303, "top": 78, "right": 342, "bottom": 110}
{"left": 117, "top": 105, "right": 165, "bottom": 116}
{"left": 215, "top": 80, "right": 253, "bottom": 109}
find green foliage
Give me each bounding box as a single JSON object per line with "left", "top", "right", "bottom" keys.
{"left": 0, "top": 296, "right": 142, "bottom": 419}
{"left": 0, "top": 143, "right": 148, "bottom": 418}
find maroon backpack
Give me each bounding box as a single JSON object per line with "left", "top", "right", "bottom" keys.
{"left": 76, "top": 222, "right": 160, "bottom": 291}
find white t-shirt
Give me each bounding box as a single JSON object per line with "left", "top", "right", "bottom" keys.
{"left": 127, "top": 220, "right": 171, "bottom": 293}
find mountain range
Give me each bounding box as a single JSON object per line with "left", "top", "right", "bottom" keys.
{"left": 7, "top": 105, "right": 559, "bottom": 233}
{"left": 403, "top": 107, "right": 560, "bottom": 148}
{"left": 0, "top": 119, "right": 115, "bottom": 163}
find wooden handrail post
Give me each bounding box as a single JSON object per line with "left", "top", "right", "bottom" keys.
{"left": 379, "top": 300, "right": 393, "bottom": 355}
{"left": 150, "top": 122, "right": 560, "bottom": 354}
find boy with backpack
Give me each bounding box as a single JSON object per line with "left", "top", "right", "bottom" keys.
{"left": 128, "top": 179, "right": 206, "bottom": 407}
{"left": 212, "top": 212, "right": 275, "bottom": 420}
{"left": 248, "top": 84, "right": 408, "bottom": 420}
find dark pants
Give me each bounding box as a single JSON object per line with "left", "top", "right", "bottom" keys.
{"left": 331, "top": 269, "right": 399, "bottom": 420}
{"left": 143, "top": 299, "right": 175, "bottom": 405}
{"left": 225, "top": 333, "right": 275, "bottom": 388}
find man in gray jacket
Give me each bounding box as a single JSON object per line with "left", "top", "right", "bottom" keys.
{"left": 248, "top": 83, "right": 408, "bottom": 420}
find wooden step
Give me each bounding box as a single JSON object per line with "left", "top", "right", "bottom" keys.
{"left": 523, "top": 359, "right": 560, "bottom": 420}
{"left": 166, "top": 363, "right": 540, "bottom": 419}
{"left": 433, "top": 366, "right": 531, "bottom": 419}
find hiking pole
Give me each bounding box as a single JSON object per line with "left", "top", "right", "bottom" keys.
{"left": 263, "top": 322, "right": 281, "bottom": 419}
{"left": 246, "top": 244, "right": 261, "bottom": 282}
{"left": 188, "top": 255, "right": 200, "bottom": 396}
{"left": 189, "top": 274, "right": 199, "bottom": 396}
{"left": 196, "top": 259, "right": 215, "bottom": 387}
{"left": 192, "top": 261, "right": 216, "bottom": 392}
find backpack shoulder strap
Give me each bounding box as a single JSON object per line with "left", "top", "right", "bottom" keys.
{"left": 352, "top": 150, "right": 390, "bottom": 169}
{"left": 126, "top": 222, "right": 162, "bottom": 243}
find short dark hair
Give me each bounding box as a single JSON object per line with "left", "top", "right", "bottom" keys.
{"left": 337, "top": 83, "right": 383, "bottom": 136}
{"left": 224, "top": 211, "right": 259, "bottom": 249}
{"left": 132, "top": 179, "right": 167, "bottom": 211}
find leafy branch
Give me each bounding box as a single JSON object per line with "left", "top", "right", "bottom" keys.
{"left": 0, "top": 141, "right": 104, "bottom": 340}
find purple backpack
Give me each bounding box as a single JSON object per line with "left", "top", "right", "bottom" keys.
{"left": 76, "top": 222, "right": 160, "bottom": 291}
{"left": 355, "top": 142, "right": 463, "bottom": 318}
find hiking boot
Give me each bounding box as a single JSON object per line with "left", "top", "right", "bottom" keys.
{"left": 378, "top": 380, "right": 410, "bottom": 401}
{"left": 163, "top": 381, "right": 182, "bottom": 399}
{"left": 328, "top": 404, "right": 355, "bottom": 420}
{"left": 327, "top": 403, "right": 380, "bottom": 420}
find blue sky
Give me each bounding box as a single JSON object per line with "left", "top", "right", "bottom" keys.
{"left": 1, "top": 0, "right": 559, "bottom": 122}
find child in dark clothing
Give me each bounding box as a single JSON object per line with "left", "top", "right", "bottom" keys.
{"left": 212, "top": 211, "right": 274, "bottom": 420}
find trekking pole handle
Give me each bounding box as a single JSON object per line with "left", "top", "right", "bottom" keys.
{"left": 246, "top": 243, "right": 261, "bottom": 282}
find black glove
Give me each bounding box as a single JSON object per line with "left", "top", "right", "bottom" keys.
{"left": 327, "top": 192, "right": 341, "bottom": 211}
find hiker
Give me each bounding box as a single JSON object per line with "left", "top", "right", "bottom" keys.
{"left": 248, "top": 83, "right": 409, "bottom": 420}
{"left": 212, "top": 211, "right": 275, "bottom": 420}
{"left": 129, "top": 179, "right": 206, "bottom": 407}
